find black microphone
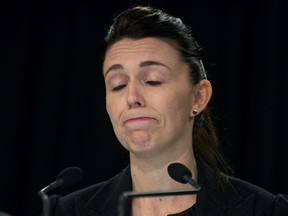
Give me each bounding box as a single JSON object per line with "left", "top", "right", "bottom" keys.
{"left": 38, "top": 166, "right": 83, "bottom": 216}
{"left": 167, "top": 162, "right": 201, "bottom": 190}
{"left": 117, "top": 163, "right": 200, "bottom": 216}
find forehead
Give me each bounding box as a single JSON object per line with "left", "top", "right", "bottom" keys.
{"left": 103, "top": 37, "right": 182, "bottom": 70}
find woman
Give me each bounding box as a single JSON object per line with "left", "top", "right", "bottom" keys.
{"left": 50, "top": 5, "right": 288, "bottom": 216}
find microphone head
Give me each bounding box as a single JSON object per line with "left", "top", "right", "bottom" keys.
{"left": 167, "top": 163, "right": 192, "bottom": 184}
{"left": 56, "top": 166, "right": 83, "bottom": 188}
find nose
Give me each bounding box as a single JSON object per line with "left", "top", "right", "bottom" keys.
{"left": 127, "top": 83, "right": 144, "bottom": 108}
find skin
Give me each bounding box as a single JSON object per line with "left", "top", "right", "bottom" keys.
{"left": 103, "top": 37, "right": 212, "bottom": 215}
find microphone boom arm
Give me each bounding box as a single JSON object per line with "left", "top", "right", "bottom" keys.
{"left": 38, "top": 190, "right": 51, "bottom": 216}
{"left": 118, "top": 187, "right": 200, "bottom": 216}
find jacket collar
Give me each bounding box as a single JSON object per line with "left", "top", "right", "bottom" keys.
{"left": 76, "top": 162, "right": 256, "bottom": 216}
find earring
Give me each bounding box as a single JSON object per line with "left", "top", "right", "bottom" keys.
{"left": 192, "top": 109, "right": 198, "bottom": 115}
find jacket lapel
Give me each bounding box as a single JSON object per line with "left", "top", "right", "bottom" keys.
{"left": 75, "top": 166, "right": 132, "bottom": 216}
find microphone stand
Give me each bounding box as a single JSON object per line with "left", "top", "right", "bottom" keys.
{"left": 38, "top": 178, "right": 64, "bottom": 216}
{"left": 118, "top": 187, "right": 200, "bottom": 216}
{"left": 38, "top": 190, "right": 50, "bottom": 216}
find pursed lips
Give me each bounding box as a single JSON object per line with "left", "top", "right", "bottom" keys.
{"left": 124, "top": 116, "right": 154, "bottom": 123}
{"left": 123, "top": 116, "right": 157, "bottom": 128}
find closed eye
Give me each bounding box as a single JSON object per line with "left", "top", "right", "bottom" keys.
{"left": 112, "top": 84, "right": 126, "bottom": 91}
{"left": 146, "top": 81, "right": 162, "bottom": 86}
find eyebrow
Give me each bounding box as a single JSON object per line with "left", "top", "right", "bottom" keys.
{"left": 104, "top": 60, "right": 171, "bottom": 77}
{"left": 104, "top": 64, "right": 123, "bottom": 77}
{"left": 139, "top": 60, "right": 170, "bottom": 69}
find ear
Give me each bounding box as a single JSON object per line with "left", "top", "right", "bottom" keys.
{"left": 190, "top": 79, "right": 212, "bottom": 116}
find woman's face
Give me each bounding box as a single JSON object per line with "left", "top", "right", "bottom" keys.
{"left": 103, "top": 38, "right": 201, "bottom": 158}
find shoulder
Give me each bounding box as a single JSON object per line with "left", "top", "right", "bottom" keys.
{"left": 50, "top": 165, "right": 131, "bottom": 215}
{"left": 197, "top": 161, "right": 288, "bottom": 215}
{"left": 226, "top": 175, "right": 288, "bottom": 215}
{"left": 227, "top": 176, "right": 275, "bottom": 199}
{"left": 49, "top": 178, "right": 115, "bottom": 214}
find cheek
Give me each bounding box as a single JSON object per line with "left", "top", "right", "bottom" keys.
{"left": 167, "top": 90, "right": 193, "bottom": 111}
{"left": 166, "top": 95, "right": 193, "bottom": 123}
{"left": 106, "top": 97, "right": 115, "bottom": 118}
{"left": 106, "top": 95, "right": 123, "bottom": 122}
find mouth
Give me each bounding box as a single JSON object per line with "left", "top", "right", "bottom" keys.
{"left": 124, "top": 117, "right": 157, "bottom": 129}
{"left": 125, "top": 117, "right": 153, "bottom": 123}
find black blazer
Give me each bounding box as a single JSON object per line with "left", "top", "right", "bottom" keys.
{"left": 50, "top": 162, "right": 288, "bottom": 216}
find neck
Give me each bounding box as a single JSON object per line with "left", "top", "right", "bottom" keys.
{"left": 130, "top": 157, "right": 198, "bottom": 216}
{"left": 129, "top": 150, "right": 198, "bottom": 216}
{"left": 129, "top": 152, "right": 198, "bottom": 192}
